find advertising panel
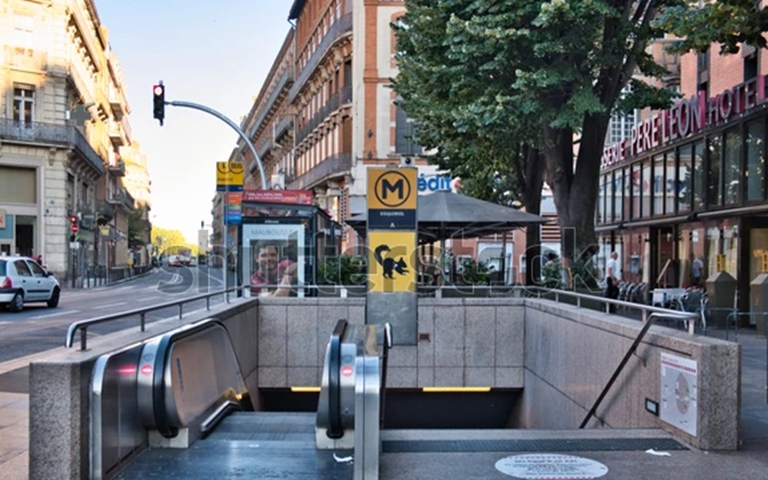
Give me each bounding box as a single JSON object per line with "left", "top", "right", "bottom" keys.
{"left": 367, "top": 231, "right": 417, "bottom": 293}
{"left": 242, "top": 223, "right": 305, "bottom": 298}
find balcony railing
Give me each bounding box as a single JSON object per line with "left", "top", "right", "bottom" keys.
{"left": 106, "top": 189, "right": 135, "bottom": 210}
{"left": 248, "top": 68, "right": 294, "bottom": 139}
{"left": 96, "top": 201, "right": 115, "bottom": 222}
{"left": 108, "top": 121, "right": 125, "bottom": 147}
{"left": 274, "top": 115, "right": 294, "bottom": 141}
{"left": 287, "top": 152, "right": 352, "bottom": 190}
{"left": 108, "top": 160, "right": 126, "bottom": 177}
{"left": 296, "top": 91, "right": 341, "bottom": 145}
{"left": 0, "top": 119, "right": 105, "bottom": 174}
{"left": 257, "top": 138, "right": 273, "bottom": 159}
{"left": 289, "top": 13, "right": 353, "bottom": 102}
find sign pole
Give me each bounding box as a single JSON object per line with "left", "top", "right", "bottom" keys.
{"left": 366, "top": 167, "right": 419, "bottom": 345}
{"left": 222, "top": 198, "right": 228, "bottom": 298}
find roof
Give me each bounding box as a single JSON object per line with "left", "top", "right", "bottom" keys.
{"left": 288, "top": 0, "right": 307, "bottom": 20}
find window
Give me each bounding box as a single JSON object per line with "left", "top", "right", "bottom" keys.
{"left": 746, "top": 118, "right": 765, "bottom": 201}
{"left": 707, "top": 134, "right": 722, "bottom": 207}
{"left": 677, "top": 145, "right": 692, "bottom": 212}
{"left": 13, "top": 85, "right": 34, "bottom": 126}
{"left": 653, "top": 154, "right": 665, "bottom": 215}
{"left": 693, "top": 141, "right": 705, "bottom": 210}
{"left": 13, "top": 13, "right": 34, "bottom": 47}
{"left": 641, "top": 160, "right": 651, "bottom": 218}
{"left": 14, "top": 260, "right": 32, "bottom": 277}
{"left": 744, "top": 53, "right": 758, "bottom": 81}
{"left": 631, "top": 163, "right": 641, "bottom": 219}
{"left": 598, "top": 175, "right": 606, "bottom": 223}
{"left": 336, "top": 0, "right": 341, "bottom": 19}
{"left": 28, "top": 261, "right": 45, "bottom": 277}
{"left": 623, "top": 167, "right": 630, "bottom": 221}
{"left": 723, "top": 127, "right": 741, "bottom": 204}
{"left": 613, "top": 170, "right": 623, "bottom": 222}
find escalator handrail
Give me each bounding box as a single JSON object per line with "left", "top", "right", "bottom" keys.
{"left": 150, "top": 318, "right": 237, "bottom": 438}
{"left": 380, "top": 323, "right": 392, "bottom": 427}
{"left": 326, "top": 319, "right": 348, "bottom": 439}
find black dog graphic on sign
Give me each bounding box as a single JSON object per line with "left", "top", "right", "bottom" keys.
{"left": 374, "top": 245, "right": 409, "bottom": 279}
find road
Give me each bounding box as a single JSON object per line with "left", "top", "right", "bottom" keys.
{"left": 0, "top": 265, "right": 239, "bottom": 363}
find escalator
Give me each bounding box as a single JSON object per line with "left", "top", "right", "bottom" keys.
{"left": 90, "top": 317, "right": 390, "bottom": 479}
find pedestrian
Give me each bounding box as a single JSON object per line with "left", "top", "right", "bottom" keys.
{"left": 691, "top": 256, "right": 704, "bottom": 287}
{"left": 604, "top": 251, "right": 620, "bottom": 311}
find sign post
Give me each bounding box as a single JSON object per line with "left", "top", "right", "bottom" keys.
{"left": 216, "top": 162, "right": 245, "bottom": 295}
{"left": 366, "top": 167, "right": 419, "bottom": 345}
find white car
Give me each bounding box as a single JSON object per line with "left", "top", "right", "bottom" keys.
{"left": 0, "top": 256, "right": 61, "bottom": 312}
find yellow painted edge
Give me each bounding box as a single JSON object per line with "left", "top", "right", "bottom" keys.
{"left": 422, "top": 387, "right": 491, "bottom": 393}
{"left": 291, "top": 386, "right": 321, "bottom": 393}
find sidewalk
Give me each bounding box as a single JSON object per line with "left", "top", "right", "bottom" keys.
{"left": 0, "top": 327, "right": 765, "bottom": 480}
{"left": 60, "top": 267, "right": 156, "bottom": 290}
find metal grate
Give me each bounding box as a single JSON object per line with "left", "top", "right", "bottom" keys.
{"left": 382, "top": 437, "right": 688, "bottom": 453}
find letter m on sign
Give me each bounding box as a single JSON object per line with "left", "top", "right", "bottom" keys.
{"left": 381, "top": 179, "right": 403, "bottom": 200}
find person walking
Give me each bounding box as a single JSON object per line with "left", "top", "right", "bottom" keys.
{"left": 604, "top": 251, "right": 621, "bottom": 311}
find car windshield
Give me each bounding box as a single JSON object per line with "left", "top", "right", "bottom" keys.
{"left": 0, "top": 260, "right": 6, "bottom": 276}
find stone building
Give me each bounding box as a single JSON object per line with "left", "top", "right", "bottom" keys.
{"left": 0, "top": 0, "right": 144, "bottom": 281}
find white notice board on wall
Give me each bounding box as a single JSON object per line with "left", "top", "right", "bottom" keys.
{"left": 660, "top": 352, "right": 698, "bottom": 437}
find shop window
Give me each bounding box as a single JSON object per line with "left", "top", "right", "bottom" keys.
{"left": 677, "top": 144, "right": 692, "bottom": 212}
{"left": 0, "top": 166, "right": 36, "bottom": 204}
{"left": 693, "top": 141, "right": 705, "bottom": 209}
{"left": 746, "top": 118, "right": 765, "bottom": 201}
{"left": 707, "top": 134, "right": 722, "bottom": 207}
{"left": 613, "top": 170, "right": 623, "bottom": 222}
{"left": 653, "top": 154, "right": 665, "bottom": 215}
{"left": 622, "top": 166, "right": 631, "bottom": 222}
{"left": 605, "top": 173, "right": 614, "bottom": 223}
{"left": 598, "top": 175, "right": 606, "bottom": 224}
{"left": 641, "top": 160, "right": 651, "bottom": 218}
{"left": 723, "top": 127, "right": 741, "bottom": 205}
{"left": 631, "top": 163, "right": 641, "bottom": 219}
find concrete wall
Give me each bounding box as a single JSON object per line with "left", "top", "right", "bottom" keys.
{"left": 515, "top": 300, "right": 740, "bottom": 450}
{"left": 254, "top": 297, "right": 525, "bottom": 389}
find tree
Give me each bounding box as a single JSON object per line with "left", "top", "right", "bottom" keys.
{"left": 394, "top": 0, "right": 687, "bottom": 265}
{"left": 151, "top": 226, "right": 192, "bottom": 256}
{"left": 127, "top": 207, "right": 149, "bottom": 250}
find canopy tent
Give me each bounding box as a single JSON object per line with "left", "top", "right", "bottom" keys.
{"left": 346, "top": 191, "right": 550, "bottom": 243}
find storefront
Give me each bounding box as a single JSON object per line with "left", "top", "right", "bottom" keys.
{"left": 236, "top": 189, "right": 342, "bottom": 297}
{"left": 597, "top": 74, "right": 768, "bottom": 315}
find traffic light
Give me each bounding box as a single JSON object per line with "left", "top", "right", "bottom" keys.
{"left": 153, "top": 83, "right": 165, "bottom": 126}
{"left": 69, "top": 214, "right": 78, "bottom": 224}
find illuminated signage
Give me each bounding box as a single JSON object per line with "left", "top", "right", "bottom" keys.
{"left": 602, "top": 74, "right": 767, "bottom": 170}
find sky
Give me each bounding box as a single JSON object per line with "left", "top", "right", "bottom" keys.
{"left": 96, "top": 0, "right": 292, "bottom": 244}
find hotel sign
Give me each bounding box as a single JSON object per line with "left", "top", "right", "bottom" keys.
{"left": 602, "top": 74, "right": 767, "bottom": 170}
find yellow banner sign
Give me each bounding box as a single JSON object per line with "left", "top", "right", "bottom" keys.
{"left": 216, "top": 161, "right": 244, "bottom": 186}
{"left": 367, "top": 168, "right": 418, "bottom": 210}
{"left": 368, "top": 231, "right": 417, "bottom": 293}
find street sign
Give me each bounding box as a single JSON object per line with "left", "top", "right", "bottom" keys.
{"left": 367, "top": 231, "right": 417, "bottom": 293}
{"left": 216, "top": 161, "right": 244, "bottom": 192}
{"left": 367, "top": 168, "right": 418, "bottom": 229}
{"left": 71, "top": 223, "right": 79, "bottom": 234}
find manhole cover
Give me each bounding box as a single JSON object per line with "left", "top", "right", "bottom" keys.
{"left": 495, "top": 454, "right": 608, "bottom": 479}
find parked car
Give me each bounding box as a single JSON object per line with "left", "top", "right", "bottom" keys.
{"left": 0, "top": 256, "right": 61, "bottom": 312}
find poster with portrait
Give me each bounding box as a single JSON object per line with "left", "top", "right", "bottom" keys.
{"left": 242, "top": 223, "right": 305, "bottom": 298}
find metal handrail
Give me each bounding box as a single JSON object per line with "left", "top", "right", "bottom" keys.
{"left": 580, "top": 311, "right": 699, "bottom": 429}
{"left": 528, "top": 286, "right": 702, "bottom": 334}
{"left": 64, "top": 285, "right": 249, "bottom": 350}
{"left": 327, "top": 319, "right": 348, "bottom": 439}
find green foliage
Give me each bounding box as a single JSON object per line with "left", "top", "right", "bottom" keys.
{"left": 458, "top": 258, "right": 490, "bottom": 285}
{"left": 541, "top": 260, "right": 564, "bottom": 289}
{"left": 151, "top": 226, "right": 197, "bottom": 256}
{"left": 127, "top": 207, "right": 148, "bottom": 249}
{"left": 318, "top": 255, "right": 367, "bottom": 286}
{"left": 657, "top": 1, "right": 768, "bottom": 55}
{"left": 569, "top": 258, "right": 601, "bottom": 290}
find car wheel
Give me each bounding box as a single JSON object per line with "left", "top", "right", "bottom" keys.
{"left": 8, "top": 292, "right": 23, "bottom": 313}
{"left": 47, "top": 287, "right": 60, "bottom": 308}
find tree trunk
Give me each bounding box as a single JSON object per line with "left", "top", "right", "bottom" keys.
{"left": 523, "top": 148, "right": 545, "bottom": 286}
{"left": 544, "top": 116, "right": 609, "bottom": 262}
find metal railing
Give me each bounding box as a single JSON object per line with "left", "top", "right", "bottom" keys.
{"left": 65, "top": 286, "right": 249, "bottom": 350}
{"left": 580, "top": 310, "right": 699, "bottom": 428}
{"left": 0, "top": 119, "right": 105, "bottom": 174}
{"left": 287, "top": 152, "right": 352, "bottom": 190}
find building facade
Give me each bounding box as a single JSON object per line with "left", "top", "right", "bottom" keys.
{"left": 0, "top": 0, "right": 146, "bottom": 281}
{"left": 597, "top": 42, "right": 768, "bottom": 314}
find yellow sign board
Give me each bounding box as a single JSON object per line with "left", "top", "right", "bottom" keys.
{"left": 762, "top": 253, "right": 768, "bottom": 273}
{"left": 367, "top": 168, "right": 417, "bottom": 210}
{"left": 216, "top": 161, "right": 244, "bottom": 187}
{"left": 716, "top": 254, "right": 726, "bottom": 272}
{"left": 368, "top": 231, "right": 417, "bottom": 293}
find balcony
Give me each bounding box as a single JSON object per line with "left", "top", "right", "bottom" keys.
{"left": 257, "top": 138, "right": 273, "bottom": 159}
{"left": 287, "top": 152, "right": 352, "bottom": 190}
{"left": 96, "top": 201, "right": 115, "bottom": 223}
{"left": 289, "top": 13, "right": 353, "bottom": 102}
{"left": 106, "top": 189, "right": 135, "bottom": 211}
{"left": 108, "top": 121, "right": 125, "bottom": 147}
{"left": 296, "top": 92, "right": 341, "bottom": 145}
{"left": 108, "top": 160, "right": 126, "bottom": 177}
{"left": 248, "top": 68, "right": 294, "bottom": 139}
{"left": 274, "top": 115, "right": 294, "bottom": 141}
{"left": 0, "top": 119, "right": 105, "bottom": 175}
{"left": 4, "top": 46, "right": 47, "bottom": 72}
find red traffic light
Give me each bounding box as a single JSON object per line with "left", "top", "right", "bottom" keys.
{"left": 69, "top": 215, "right": 78, "bottom": 223}
{"left": 153, "top": 85, "right": 164, "bottom": 96}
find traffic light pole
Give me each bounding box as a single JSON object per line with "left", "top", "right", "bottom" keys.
{"left": 164, "top": 100, "right": 268, "bottom": 190}
{"left": 164, "top": 100, "right": 267, "bottom": 295}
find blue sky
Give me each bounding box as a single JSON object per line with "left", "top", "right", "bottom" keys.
{"left": 96, "top": 0, "right": 292, "bottom": 243}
